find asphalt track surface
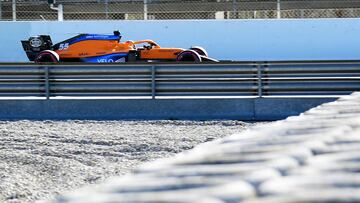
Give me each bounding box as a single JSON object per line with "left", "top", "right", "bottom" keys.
{"left": 0, "top": 120, "right": 253, "bottom": 203}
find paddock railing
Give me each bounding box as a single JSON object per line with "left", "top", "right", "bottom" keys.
{"left": 0, "top": 61, "right": 359, "bottom": 99}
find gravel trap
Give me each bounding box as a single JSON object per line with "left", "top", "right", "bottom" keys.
{"left": 0, "top": 120, "right": 253, "bottom": 203}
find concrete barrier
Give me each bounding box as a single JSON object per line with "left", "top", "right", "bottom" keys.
{"left": 0, "top": 97, "right": 336, "bottom": 120}
{"left": 2, "top": 19, "right": 360, "bottom": 62}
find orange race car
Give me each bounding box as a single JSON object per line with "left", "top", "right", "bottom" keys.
{"left": 21, "top": 31, "right": 218, "bottom": 63}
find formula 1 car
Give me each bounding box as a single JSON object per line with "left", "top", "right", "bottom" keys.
{"left": 21, "top": 31, "right": 218, "bottom": 63}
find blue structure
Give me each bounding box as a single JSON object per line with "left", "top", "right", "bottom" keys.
{"left": 2, "top": 19, "right": 360, "bottom": 62}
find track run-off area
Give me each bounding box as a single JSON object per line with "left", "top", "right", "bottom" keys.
{"left": 45, "top": 92, "right": 360, "bottom": 203}
{"left": 0, "top": 120, "right": 255, "bottom": 203}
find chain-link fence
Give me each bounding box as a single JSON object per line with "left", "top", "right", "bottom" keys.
{"left": 2, "top": 0, "right": 360, "bottom": 21}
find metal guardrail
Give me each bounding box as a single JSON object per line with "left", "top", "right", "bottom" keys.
{"left": 0, "top": 61, "right": 359, "bottom": 99}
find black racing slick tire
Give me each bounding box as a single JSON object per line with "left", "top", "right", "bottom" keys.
{"left": 176, "top": 50, "right": 202, "bottom": 62}
{"left": 190, "top": 46, "right": 208, "bottom": 57}
{"left": 34, "top": 50, "right": 60, "bottom": 63}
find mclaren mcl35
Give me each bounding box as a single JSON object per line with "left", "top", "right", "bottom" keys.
{"left": 21, "top": 31, "right": 218, "bottom": 63}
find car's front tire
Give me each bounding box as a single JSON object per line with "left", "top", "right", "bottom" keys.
{"left": 176, "top": 50, "right": 202, "bottom": 62}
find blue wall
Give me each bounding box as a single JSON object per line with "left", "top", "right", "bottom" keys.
{"left": 1, "top": 19, "right": 360, "bottom": 62}
{"left": 0, "top": 98, "right": 336, "bottom": 121}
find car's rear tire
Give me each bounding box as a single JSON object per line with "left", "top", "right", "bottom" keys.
{"left": 34, "top": 50, "right": 59, "bottom": 63}
{"left": 176, "top": 50, "right": 202, "bottom": 62}
{"left": 190, "top": 46, "right": 208, "bottom": 57}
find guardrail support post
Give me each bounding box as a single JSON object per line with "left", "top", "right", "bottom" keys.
{"left": 45, "top": 66, "right": 50, "bottom": 100}
{"left": 151, "top": 66, "right": 156, "bottom": 99}
{"left": 257, "top": 64, "right": 263, "bottom": 98}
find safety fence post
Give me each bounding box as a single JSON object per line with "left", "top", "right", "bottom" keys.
{"left": 151, "top": 66, "right": 156, "bottom": 99}
{"left": 45, "top": 66, "right": 50, "bottom": 100}
{"left": 58, "top": 4, "right": 63, "bottom": 21}
{"left": 0, "top": 0, "right": 2, "bottom": 20}
{"left": 257, "top": 63, "right": 263, "bottom": 98}
{"left": 105, "top": 0, "right": 109, "bottom": 19}
{"left": 12, "top": 0, "right": 16, "bottom": 21}
{"left": 144, "top": 0, "right": 148, "bottom": 20}
{"left": 277, "top": 0, "right": 281, "bottom": 19}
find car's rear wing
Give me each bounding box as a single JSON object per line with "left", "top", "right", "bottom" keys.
{"left": 21, "top": 35, "right": 53, "bottom": 61}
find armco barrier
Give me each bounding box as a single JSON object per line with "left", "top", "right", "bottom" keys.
{"left": 0, "top": 61, "right": 357, "bottom": 120}
{"left": 0, "top": 61, "right": 359, "bottom": 98}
